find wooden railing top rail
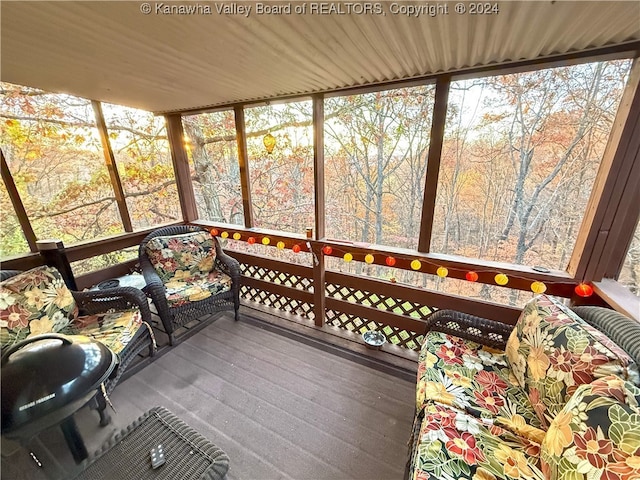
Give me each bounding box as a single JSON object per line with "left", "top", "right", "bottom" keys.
{"left": 193, "top": 221, "right": 577, "bottom": 298}
{"left": 231, "top": 250, "right": 314, "bottom": 279}
{"left": 65, "top": 222, "right": 183, "bottom": 262}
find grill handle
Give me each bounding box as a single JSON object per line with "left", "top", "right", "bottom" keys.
{"left": 1, "top": 333, "right": 73, "bottom": 366}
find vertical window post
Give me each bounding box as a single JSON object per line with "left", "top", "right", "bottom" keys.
{"left": 418, "top": 76, "right": 450, "bottom": 253}
{"left": 312, "top": 94, "right": 326, "bottom": 326}
{"left": 234, "top": 106, "right": 254, "bottom": 228}
{"left": 1, "top": 149, "right": 38, "bottom": 252}
{"left": 92, "top": 101, "right": 133, "bottom": 232}
{"left": 165, "top": 114, "right": 198, "bottom": 222}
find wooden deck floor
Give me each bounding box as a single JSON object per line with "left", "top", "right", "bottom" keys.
{"left": 1, "top": 313, "right": 416, "bottom": 480}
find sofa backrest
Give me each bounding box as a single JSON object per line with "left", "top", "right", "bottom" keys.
{"left": 144, "top": 231, "right": 217, "bottom": 282}
{"left": 0, "top": 265, "right": 78, "bottom": 349}
{"left": 505, "top": 295, "right": 639, "bottom": 429}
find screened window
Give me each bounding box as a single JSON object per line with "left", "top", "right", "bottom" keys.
{"left": 0, "top": 83, "right": 124, "bottom": 245}
{"left": 0, "top": 182, "right": 29, "bottom": 257}
{"left": 102, "top": 103, "right": 180, "bottom": 229}
{"left": 182, "top": 110, "right": 244, "bottom": 225}
{"left": 619, "top": 218, "right": 640, "bottom": 297}
{"left": 431, "top": 60, "right": 632, "bottom": 270}
{"left": 324, "top": 85, "right": 435, "bottom": 248}
{"left": 71, "top": 246, "right": 138, "bottom": 276}
{"left": 245, "top": 101, "right": 314, "bottom": 234}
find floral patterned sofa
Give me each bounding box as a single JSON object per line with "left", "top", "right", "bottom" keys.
{"left": 408, "top": 295, "right": 640, "bottom": 480}
{"left": 0, "top": 265, "right": 156, "bottom": 425}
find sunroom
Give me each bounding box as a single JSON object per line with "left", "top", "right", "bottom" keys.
{"left": 1, "top": 1, "right": 640, "bottom": 479}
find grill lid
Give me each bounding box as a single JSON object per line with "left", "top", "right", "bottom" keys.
{"left": 1, "top": 334, "right": 116, "bottom": 434}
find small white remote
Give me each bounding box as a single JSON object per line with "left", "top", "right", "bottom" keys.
{"left": 150, "top": 444, "right": 166, "bottom": 469}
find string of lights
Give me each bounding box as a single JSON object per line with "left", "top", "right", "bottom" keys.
{"left": 208, "top": 228, "right": 593, "bottom": 297}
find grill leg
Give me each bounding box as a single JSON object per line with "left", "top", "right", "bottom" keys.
{"left": 59, "top": 416, "right": 87, "bottom": 464}
{"left": 95, "top": 391, "right": 111, "bottom": 427}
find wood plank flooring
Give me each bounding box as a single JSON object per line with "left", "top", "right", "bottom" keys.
{"left": 1, "top": 313, "right": 416, "bottom": 480}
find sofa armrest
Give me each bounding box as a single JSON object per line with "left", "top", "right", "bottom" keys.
{"left": 72, "top": 287, "right": 151, "bottom": 323}
{"left": 424, "top": 309, "right": 513, "bottom": 350}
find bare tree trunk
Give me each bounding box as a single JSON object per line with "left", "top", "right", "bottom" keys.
{"left": 182, "top": 119, "right": 224, "bottom": 221}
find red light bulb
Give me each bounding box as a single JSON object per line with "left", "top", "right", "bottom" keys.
{"left": 385, "top": 256, "right": 396, "bottom": 267}
{"left": 292, "top": 244, "right": 301, "bottom": 253}
{"left": 466, "top": 271, "right": 479, "bottom": 282}
{"left": 575, "top": 283, "right": 594, "bottom": 298}
{"left": 247, "top": 236, "right": 256, "bottom": 245}
{"left": 322, "top": 245, "right": 333, "bottom": 255}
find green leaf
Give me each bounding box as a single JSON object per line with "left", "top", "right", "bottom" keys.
{"left": 609, "top": 404, "right": 630, "bottom": 424}
{"left": 566, "top": 329, "right": 590, "bottom": 353}
{"left": 586, "top": 396, "right": 617, "bottom": 411}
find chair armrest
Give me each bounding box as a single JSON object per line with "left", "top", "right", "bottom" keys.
{"left": 72, "top": 287, "right": 152, "bottom": 323}
{"left": 138, "top": 260, "right": 175, "bottom": 335}
{"left": 214, "top": 245, "right": 241, "bottom": 282}
{"left": 140, "top": 261, "right": 164, "bottom": 294}
{"left": 423, "top": 309, "right": 513, "bottom": 350}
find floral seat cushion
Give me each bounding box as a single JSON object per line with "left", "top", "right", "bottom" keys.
{"left": 144, "top": 231, "right": 217, "bottom": 283}
{"left": 61, "top": 309, "right": 143, "bottom": 355}
{"left": 417, "top": 331, "right": 544, "bottom": 442}
{"left": 541, "top": 375, "right": 640, "bottom": 480}
{"left": 0, "top": 266, "right": 78, "bottom": 349}
{"left": 164, "top": 271, "right": 232, "bottom": 308}
{"left": 506, "top": 295, "right": 639, "bottom": 429}
{"left": 410, "top": 402, "right": 545, "bottom": 480}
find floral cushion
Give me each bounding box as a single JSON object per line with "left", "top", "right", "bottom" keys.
{"left": 0, "top": 266, "right": 78, "bottom": 349}
{"left": 145, "top": 231, "right": 217, "bottom": 282}
{"left": 410, "top": 402, "right": 545, "bottom": 480}
{"left": 505, "top": 295, "right": 639, "bottom": 428}
{"left": 417, "top": 331, "right": 545, "bottom": 442}
{"left": 164, "top": 270, "right": 232, "bottom": 308}
{"left": 61, "top": 309, "right": 143, "bottom": 355}
{"left": 541, "top": 375, "right": 640, "bottom": 480}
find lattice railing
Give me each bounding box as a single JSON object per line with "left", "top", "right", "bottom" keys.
{"left": 241, "top": 264, "right": 313, "bottom": 291}
{"left": 238, "top": 261, "right": 314, "bottom": 321}
{"left": 235, "top": 256, "right": 429, "bottom": 351}
{"left": 240, "top": 285, "right": 314, "bottom": 319}
{"left": 326, "top": 283, "right": 433, "bottom": 318}
{"left": 325, "top": 283, "right": 431, "bottom": 351}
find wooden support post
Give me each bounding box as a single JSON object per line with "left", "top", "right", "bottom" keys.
{"left": 92, "top": 101, "right": 133, "bottom": 232}
{"left": 312, "top": 243, "right": 326, "bottom": 327}
{"left": 37, "top": 239, "right": 77, "bottom": 290}
{"left": 313, "top": 95, "right": 325, "bottom": 240}
{"left": 165, "top": 114, "right": 198, "bottom": 222}
{"left": 234, "top": 106, "right": 254, "bottom": 228}
{"left": 418, "top": 77, "right": 450, "bottom": 253}
{"left": 1, "top": 149, "right": 38, "bottom": 252}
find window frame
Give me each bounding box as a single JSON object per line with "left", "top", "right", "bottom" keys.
{"left": 2, "top": 51, "right": 639, "bottom": 312}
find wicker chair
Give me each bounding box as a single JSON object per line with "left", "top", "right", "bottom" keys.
{"left": 0, "top": 268, "right": 156, "bottom": 426}
{"left": 139, "top": 225, "right": 240, "bottom": 345}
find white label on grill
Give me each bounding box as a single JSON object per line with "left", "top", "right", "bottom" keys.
{"left": 18, "top": 393, "right": 56, "bottom": 411}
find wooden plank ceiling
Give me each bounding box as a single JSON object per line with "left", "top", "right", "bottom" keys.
{"left": 1, "top": 1, "right": 639, "bottom": 113}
